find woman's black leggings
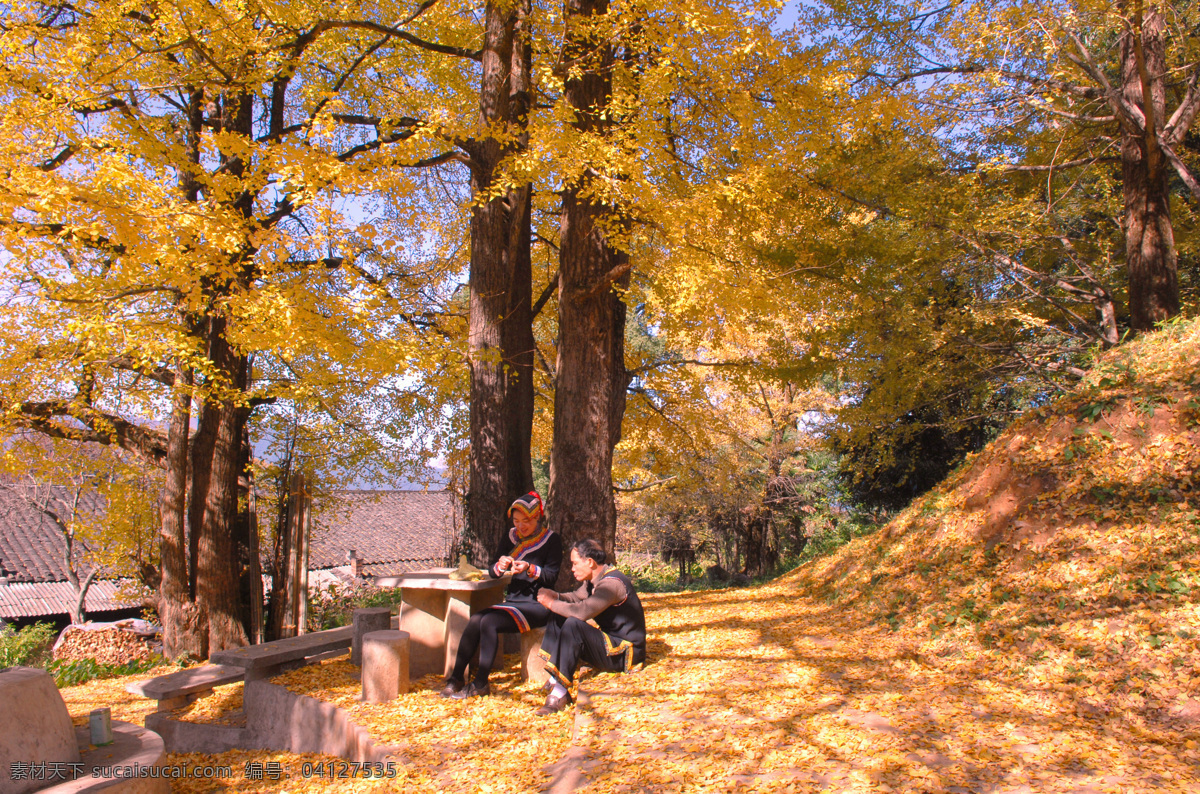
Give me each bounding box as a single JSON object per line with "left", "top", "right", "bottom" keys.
{"left": 450, "top": 609, "right": 519, "bottom": 685}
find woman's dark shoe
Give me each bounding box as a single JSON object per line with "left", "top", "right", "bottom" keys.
{"left": 534, "top": 691, "right": 572, "bottom": 716}
{"left": 440, "top": 677, "right": 465, "bottom": 698}
{"left": 450, "top": 681, "right": 490, "bottom": 699}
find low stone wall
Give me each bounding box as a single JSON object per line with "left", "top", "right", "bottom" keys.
{"left": 146, "top": 680, "right": 395, "bottom": 763}
{"left": 140, "top": 717, "right": 253, "bottom": 757}
{"left": 243, "top": 679, "right": 387, "bottom": 761}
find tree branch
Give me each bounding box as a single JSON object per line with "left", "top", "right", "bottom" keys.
{"left": 1164, "top": 62, "right": 1200, "bottom": 146}
{"left": 568, "top": 261, "right": 631, "bottom": 305}
{"left": 108, "top": 356, "right": 177, "bottom": 386}
{"left": 613, "top": 475, "right": 677, "bottom": 493}
{"left": 329, "top": 20, "right": 481, "bottom": 60}
{"left": 531, "top": 269, "right": 559, "bottom": 319}
{"left": 13, "top": 401, "right": 168, "bottom": 467}
{"left": 37, "top": 144, "right": 78, "bottom": 171}
{"left": 1159, "top": 139, "right": 1200, "bottom": 203}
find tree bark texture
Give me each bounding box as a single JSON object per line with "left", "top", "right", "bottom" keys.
{"left": 503, "top": 1, "right": 536, "bottom": 504}
{"left": 467, "top": 1, "right": 535, "bottom": 563}
{"left": 156, "top": 88, "right": 208, "bottom": 659}
{"left": 159, "top": 370, "right": 205, "bottom": 659}
{"left": 173, "top": 90, "right": 256, "bottom": 655}
{"left": 197, "top": 355, "right": 251, "bottom": 652}
{"left": 182, "top": 313, "right": 251, "bottom": 653}
{"left": 266, "top": 462, "right": 298, "bottom": 641}
{"left": 548, "top": 0, "right": 631, "bottom": 579}
{"left": 1120, "top": 6, "right": 1180, "bottom": 330}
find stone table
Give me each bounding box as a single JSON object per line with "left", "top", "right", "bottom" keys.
{"left": 374, "top": 569, "right": 511, "bottom": 679}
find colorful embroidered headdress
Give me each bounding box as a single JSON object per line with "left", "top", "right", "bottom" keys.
{"left": 507, "top": 490, "right": 544, "bottom": 519}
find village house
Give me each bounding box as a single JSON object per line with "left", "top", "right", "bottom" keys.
{"left": 0, "top": 488, "right": 460, "bottom": 628}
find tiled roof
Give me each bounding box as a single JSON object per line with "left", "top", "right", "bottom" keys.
{"left": 0, "top": 484, "right": 460, "bottom": 619}
{"left": 0, "top": 579, "right": 135, "bottom": 619}
{"left": 309, "top": 490, "right": 458, "bottom": 571}
{"left": 0, "top": 486, "right": 105, "bottom": 583}
{"left": 308, "top": 558, "right": 449, "bottom": 590}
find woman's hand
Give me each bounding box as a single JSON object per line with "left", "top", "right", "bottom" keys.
{"left": 510, "top": 559, "right": 531, "bottom": 575}
{"left": 496, "top": 555, "right": 514, "bottom": 572}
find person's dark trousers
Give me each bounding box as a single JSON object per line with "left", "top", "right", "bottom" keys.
{"left": 539, "top": 615, "right": 629, "bottom": 696}
{"left": 451, "top": 601, "right": 552, "bottom": 685}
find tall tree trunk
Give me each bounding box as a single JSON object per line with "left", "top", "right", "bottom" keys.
{"left": 467, "top": 2, "right": 536, "bottom": 563}
{"left": 160, "top": 369, "right": 205, "bottom": 658}
{"left": 157, "top": 86, "right": 207, "bottom": 659}
{"left": 548, "top": 0, "right": 630, "bottom": 576}
{"left": 187, "top": 399, "right": 217, "bottom": 603}
{"left": 242, "top": 434, "right": 262, "bottom": 644}
{"left": 232, "top": 404, "right": 255, "bottom": 641}
{"left": 191, "top": 89, "right": 256, "bottom": 653}
{"left": 193, "top": 323, "right": 250, "bottom": 652}
{"left": 740, "top": 508, "right": 775, "bottom": 578}
{"left": 606, "top": 262, "right": 630, "bottom": 540}
{"left": 1121, "top": 6, "right": 1180, "bottom": 330}
{"left": 503, "top": 0, "right": 536, "bottom": 503}
{"left": 266, "top": 451, "right": 296, "bottom": 641}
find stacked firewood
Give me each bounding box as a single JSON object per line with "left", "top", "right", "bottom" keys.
{"left": 53, "top": 627, "right": 156, "bottom": 665}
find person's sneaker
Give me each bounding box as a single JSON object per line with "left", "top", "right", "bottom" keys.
{"left": 534, "top": 691, "right": 572, "bottom": 716}
{"left": 450, "top": 681, "right": 490, "bottom": 699}
{"left": 440, "top": 677, "right": 465, "bottom": 698}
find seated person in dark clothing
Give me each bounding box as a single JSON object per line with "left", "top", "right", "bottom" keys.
{"left": 442, "top": 491, "right": 563, "bottom": 699}
{"left": 533, "top": 538, "right": 646, "bottom": 715}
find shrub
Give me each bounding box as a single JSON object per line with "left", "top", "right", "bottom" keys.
{"left": 46, "top": 656, "right": 162, "bottom": 687}
{"left": 621, "top": 557, "right": 733, "bottom": 593}
{"left": 306, "top": 582, "right": 402, "bottom": 631}
{"left": 0, "top": 622, "right": 56, "bottom": 668}
{"left": 791, "top": 515, "right": 879, "bottom": 565}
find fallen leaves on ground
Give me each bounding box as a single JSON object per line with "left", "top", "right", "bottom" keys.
{"left": 273, "top": 656, "right": 576, "bottom": 791}
{"left": 59, "top": 321, "right": 1200, "bottom": 791}
{"left": 170, "top": 681, "right": 246, "bottom": 725}
{"left": 60, "top": 663, "right": 177, "bottom": 727}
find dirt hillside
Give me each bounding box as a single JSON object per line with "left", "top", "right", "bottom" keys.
{"left": 790, "top": 316, "right": 1200, "bottom": 736}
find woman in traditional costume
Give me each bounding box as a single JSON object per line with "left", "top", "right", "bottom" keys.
{"left": 442, "top": 491, "right": 563, "bottom": 698}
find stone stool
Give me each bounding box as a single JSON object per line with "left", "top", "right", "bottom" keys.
{"left": 520, "top": 627, "right": 548, "bottom": 685}
{"left": 361, "top": 630, "right": 410, "bottom": 703}
{"left": 2, "top": 666, "right": 170, "bottom": 793}
{"left": 351, "top": 607, "right": 392, "bottom": 666}
{"left": 1, "top": 667, "right": 79, "bottom": 794}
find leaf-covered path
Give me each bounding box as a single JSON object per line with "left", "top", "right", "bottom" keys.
{"left": 62, "top": 573, "right": 1197, "bottom": 792}
{"left": 555, "top": 579, "right": 1195, "bottom": 792}
{"left": 59, "top": 322, "right": 1200, "bottom": 791}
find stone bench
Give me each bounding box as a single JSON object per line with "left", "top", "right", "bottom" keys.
{"left": 125, "top": 664, "right": 245, "bottom": 712}
{"left": 209, "top": 625, "right": 355, "bottom": 681}
{"left": 130, "top": 613, "right": 400, "bottom": 713}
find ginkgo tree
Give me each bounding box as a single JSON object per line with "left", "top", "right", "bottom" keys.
{"left": 0, "top": 435, "right": 159, "bottom": 625}
{"left": 805, "top": 0, "right": 1200, "bottom": 333}
{"left": 0, "top": 0, "right": 469, "bottom": 656}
